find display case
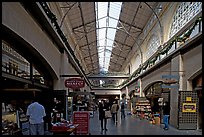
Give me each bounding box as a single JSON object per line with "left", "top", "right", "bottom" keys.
{"left": 2, "top": 111, "right": 20, "bottom": 135}
{"left": 2, "top": 103, "right": 29, "bottom": 135}
{"left": 73, "top": 92, "right": 95, "bottom": 118}
{"left": 136, "top": 98, "right": 152, "bottom": 119}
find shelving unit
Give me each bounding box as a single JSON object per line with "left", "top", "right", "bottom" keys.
{"left": 136, "top": 98, "right": 152, "bottom": 119}
{"left": 2, "top": 104, "right": 29, "bottom": 135}
{"left": 2, "top": 111, "right": 20, "bottom": 135}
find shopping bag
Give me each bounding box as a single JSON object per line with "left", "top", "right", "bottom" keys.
{"left": 105, "top": 111, "right": 112, "bottom": 119}
{"left": 117, "top": 104, "right": 119, "bottom": 111}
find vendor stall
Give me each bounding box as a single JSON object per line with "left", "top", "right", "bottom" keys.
{"left": 50, "top": 121, "right": 79, "bottom": 135}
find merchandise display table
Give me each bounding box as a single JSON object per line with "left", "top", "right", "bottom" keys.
{"left": 50, "top": 123, "right": 79, "bottom": 135}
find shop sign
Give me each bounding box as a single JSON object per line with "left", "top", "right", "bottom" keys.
{"left": 161, "top": 75, "right": 179, "bottom": 89}
{"left": 73, "top": 111, "right": 89, "bottom": 135}
{"left": 161, "top": 84, "right": 179, "bottom": 89}
{"left": 182, "top": 103, "right": 196, "bottom": 112}
{"left": 162, "top": 79, "right": 178, "bottom": 84}
{"left": 186, "top": 97, "right": 192, "bottom": 101}
{"left": 162, "top": 75, "right": 179, "bottom": 84}
{"left": 64, "top": 78, "right": 85, "bottom": 89}
{"left": 161, "top": 75, "right": 179, "bottom": 79}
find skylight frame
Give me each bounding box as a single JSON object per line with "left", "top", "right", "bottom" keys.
{"left": 95, "top": 2, "right": 122, "bottom": 73}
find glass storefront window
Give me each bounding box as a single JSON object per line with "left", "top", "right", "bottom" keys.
{"left": 33, "top": 67, "right": 45, "bottom": 84}
{"left": 2, "top": 40, "right": 45, "bottom": 85}
{"left": 2, "top": 41, "right": 30, "bottom": 79}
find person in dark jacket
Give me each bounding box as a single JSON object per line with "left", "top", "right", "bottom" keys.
{"left": 121, "top": 102, "right": 125, "bottom": 119}
{"left": 98, "top": 100, "right": 109, "bottom": 132}
{"left": 52, "top": 98, "right": 63, "bottom": 123}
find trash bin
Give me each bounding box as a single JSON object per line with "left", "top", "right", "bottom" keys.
{"left": 163, "top": 115, "right": 169, "bottom": 130}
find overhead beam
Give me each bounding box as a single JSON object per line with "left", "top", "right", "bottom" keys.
{"left": 109, "top": 60, "right": 122, "bottom": 67}
{"left": 87, "top": 75, "right": 129, "bottom": 79}
{"left": 111, "top": 52, "right": 126, "bottom": 60}
{"left": 114, "top": 39, "right": 132, "bottom": 48}
{"left": 112, "top": 2, "right": 142, "bottom": 70}
{"left": 86, "top": 61, "right": 99, "bottom": 67}
{"left": 72, "top": 20, "right": 96, "bottom": 30}
{"left": 84, "top": 52, "right": 98, "bottom": 60}
{"left": 78, "top": 3, "right": 95, "bottom": 72}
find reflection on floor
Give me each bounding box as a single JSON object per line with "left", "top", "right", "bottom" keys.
{"left": 89, "top": 109, "right": 202, "bottom": 135}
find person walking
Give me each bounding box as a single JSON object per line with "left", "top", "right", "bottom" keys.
{"left": 121, "top": 102, "right": 126, "bottom": 119}
{"left": 26, "top": 95, "right": 46, "bottom": 135}
{"left": 111, "top": 101, "right": 119, "bottom": 123}
{"left": 52, "top": 97, "right": 63, "bottom": 123}
{"left": 163, "top": 101, "right": 170, "bottom": 130}
{"left": 98, "top": 100, "right": 109, "bottom": 132}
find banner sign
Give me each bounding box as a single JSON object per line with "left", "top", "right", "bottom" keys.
{"left": 64, "top": 78, "right": 85, "bottom": 89}
{"left": 182, "top": 103, "right": 196, "bottom": 112}
{"left": 73, "top": 111, "right": 89, "bottom": 135}
{"left": 161, "top": 74, "right": 179, "bottom": 89}
{"left": 162, "top": 75, "right": 179, "bottom": 84}
{"left": 161, "top": 84, "right": 179, "bottom": 89}
{"left": 161, "top": 75, "right": 179, "bottom": 79}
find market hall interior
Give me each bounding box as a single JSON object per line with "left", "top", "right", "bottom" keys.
{"left": 2, "top": 2, "right": 202, "bottom": 135}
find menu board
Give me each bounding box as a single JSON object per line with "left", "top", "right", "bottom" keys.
{"left": 73, "top": 111, "right": 89, "bottom": 135}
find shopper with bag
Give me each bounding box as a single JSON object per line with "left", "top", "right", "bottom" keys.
{"left": 99, "top": 100, "right": 109, "bottom": 132}
{"left": 111, "top": 101, "right": 119, "bottom": 123}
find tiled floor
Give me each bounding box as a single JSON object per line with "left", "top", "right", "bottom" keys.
{"left": 45, "top": 109, "right": 202, "bottom": 135}
{"left": 89, "top": 110, "right": 202, "bottom": 135}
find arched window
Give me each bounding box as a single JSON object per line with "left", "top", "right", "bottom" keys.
{"left": 135, "top": 54, "right": 140, "bottom": 69}
{"left": 169, "top": 2, "right": 202, "bottom": 38}
{"left": 146, "top": 35, "right": 160, "bottom": 59}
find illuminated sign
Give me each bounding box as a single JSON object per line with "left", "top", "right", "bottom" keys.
{"left": 182, "top": 103, "right": 196, "bottom": 112}
{"left": 64, "top": 78, "right": 85, "bottom": 89}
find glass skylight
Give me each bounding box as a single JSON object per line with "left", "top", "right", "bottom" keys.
{"left": 95, "top": 2, "right": 122, "bottom": 73}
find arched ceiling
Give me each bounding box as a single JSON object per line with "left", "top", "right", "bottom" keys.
{"left": 47, "top": 2, "right": 164, "bottom": 87}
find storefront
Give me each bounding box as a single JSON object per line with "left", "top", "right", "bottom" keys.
{"left": 2, "top": 40, "right": 54, "bottom": 135}
{"left": 144, "top": 81, "right": 170, "bottom": 123}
